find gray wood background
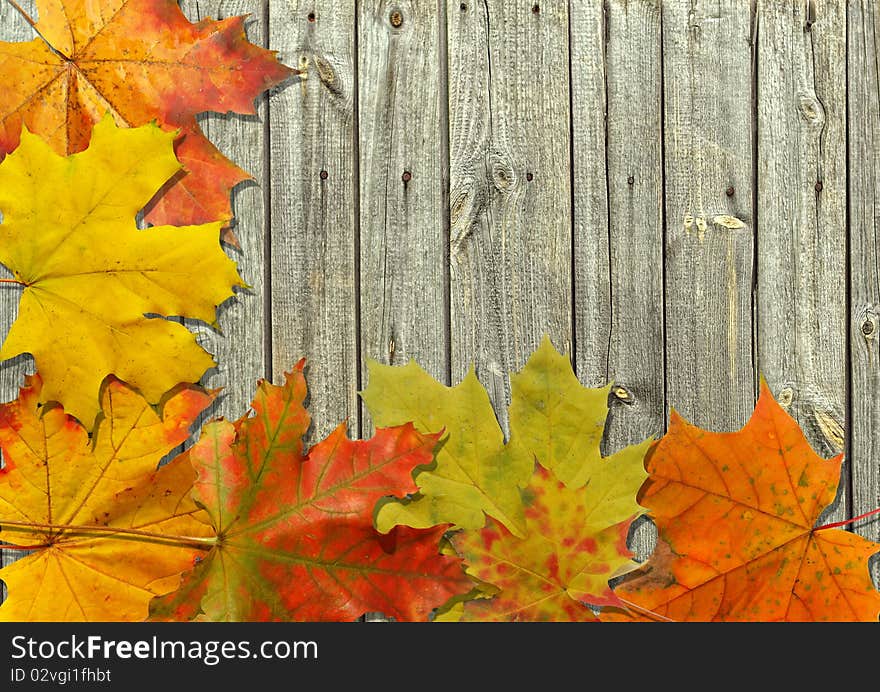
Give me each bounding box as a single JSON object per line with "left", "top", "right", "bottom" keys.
{"left": 2, "top": 0, "right": 879, "bottom": 615}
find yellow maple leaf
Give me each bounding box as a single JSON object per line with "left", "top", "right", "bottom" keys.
{"left": 0, "top": 374, "right": 217, "bottom": 622}
{"left": 0, "top": 115, "right": 245, "bottom": 427}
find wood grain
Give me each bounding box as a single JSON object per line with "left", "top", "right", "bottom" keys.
{"left": 0, "top": 0, "right": 876, "bottom": 615}
{"left": 358, "top": 0, "right": 448, "bottom": 438}
{"left": 181, "top": 0, "right": 274, "bottom": 426}
{"left": 448, "top": 0, "right": 572, "bottom": 432}
{"left": 756, "top": 0, "right": 847, "bottom": 520}
{"left": 269, "top": 0, "right": 359, "bottom": 442}
{"left": 600, "top": 0, "right": 665, "bottom": 561}
{"left": 847, "top": 0, "right": 880, "bottom": 587}
{"left": 661, "top": 0, "right": 756, "bottom": 432}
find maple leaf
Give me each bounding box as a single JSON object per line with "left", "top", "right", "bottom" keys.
{"left": 0, "top": 374, "right": 216, "bottom": 622}
{"left": 0, "top": 116, "right": 245, "bottom": 427}
{"left": 0, "top": 0, "right": 295, "bottom": 241}
{"left": 361, "top": 360, "right": 533, "bottom": 538}
{"left": 602, "top": 380, "right": 880, "bottom": 622}
{"left": 447, "top": 462, "right": 648, "bottom": 621}
{"left": 361, "top": 335, "right": 651, "bottom": 540}
{"left": 148, "top": 360, "right": 471, "bottom": 622}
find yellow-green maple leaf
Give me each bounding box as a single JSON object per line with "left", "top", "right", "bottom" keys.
{"left": 0, "top": 116, "right": 244, "bottom": 427}
{"left": 361, "top": 335, "right": 651, "bottom": 540}
{"left": 362, "top": 360, "right": 533, "bottom": 537}
{"left": 508, "top": 335, "right": 651, "bottom": 494}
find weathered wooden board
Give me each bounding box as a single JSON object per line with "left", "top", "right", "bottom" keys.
{"left": 180, "top": 0, "right": 271, "bottom": 427}
{"left": 848, "top": 0, "right": 880, "bottom": 587}
{"left": 447, "top": 0, "right": 572, "bottom": 431}
{"left": 570, "top": 0, "right": 610, "bottom": 392}
{"left": 661, "top": 0, "right": 756, "bottom": 432}
{"left": 756, "top": 0, "right": 847, "bottom": 519}
{"left": 269, "top": 0, "right": 359, "bottom": 442}
{"left": 358, "top": 0, "right": 448, "bottom": 436}
{"left": 598, "top": 0, "right": 666, "bottom": 560}
{"left": 356, "top": 0, "right": 447, "bottom": 621}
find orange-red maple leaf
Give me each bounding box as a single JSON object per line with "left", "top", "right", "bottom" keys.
{"left": 0, "top": 0, "right": 295, "bottom": 242}
{"left": 149, "top": 360, "right": 472, "bottom": 622}
{"left": 602, "top": 380, "right": 880, "bottom": 622}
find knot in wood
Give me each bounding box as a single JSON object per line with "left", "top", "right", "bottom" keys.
{"left": 797, "top": 93, "right": 825, "bottom": 128}
{"left": 313, "top": 55, "right": 340, "bottom": 95}
{"left": 777, "top": 386, "right": 794, "bottom": 409}
{"left": 862, "top": 319, "right": 875, "bottom": 337}
{"left": 611, "top": 385, "right": 633, "bottom": 405}
{"left": 489, "top": 153, "right": 516, "bottom": 192}
{"left": 450, "top": 188, "right": 469, "bottom": 227}
{"left": 390, "top": 10, "right": 403, "bottom": 28}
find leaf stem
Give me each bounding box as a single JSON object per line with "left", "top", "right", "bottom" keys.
{"left": 815, "top": 506, "right": 880, "bottom": 532}
{"left": 0, "top": 278, "right": 25, "bottom": 286}
{"left": 0, "top": 542, "right": 50, "bottom": 551}
{"left": 616, "top": 597, "right": 676, "bottom": 622}
{"left": 0, "top": 519, "right": 217, "bottom": 550}
{"left": 6, "top": 0, "right": 37, "bottom": 29}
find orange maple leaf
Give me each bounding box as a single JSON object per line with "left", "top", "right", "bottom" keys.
{"left": 602, "top": 380, "right": 880, "bottom": 622}
{"left": 0, "top": 0, "right": 295, "bottom": 243}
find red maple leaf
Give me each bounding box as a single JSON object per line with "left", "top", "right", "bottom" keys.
{"left": 149, "top": 360, "right": 472, "bottom": 621}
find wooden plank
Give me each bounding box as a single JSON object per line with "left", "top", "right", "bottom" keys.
{"left": 269, "top": 0, "right": 359, "bottom": 442}
{"left": 0, "top": 0, "right": 38, "bottom": 604}
{"left": 358, "top": 0, "right": 448, "bottom": 434}
{"left": 848, "top": 0, "right": 880, "bottom": 585}
{"left": 448, "top": 0, "right": 572, "bottom": 431}
{"left": 661, "top": 0, "right": 755, "bottom": 432}
{"left": 756, "top": 0, "right": 847, "bottom": 516}
{"left": 569, "top": 0, "right": 610, "bottom": 389}
{"left": 356, "top": 0, "right": 447, "bottom": 624}
{"left": 598, "top": 0, "right": 665, "bottom": 560}
{"left": 179, "top": 0, "right": 271, "bottom": 425}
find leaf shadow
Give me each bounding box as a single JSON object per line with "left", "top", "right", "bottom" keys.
{"left": 371, "top": 435, "right": 446, "bottom": 527}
